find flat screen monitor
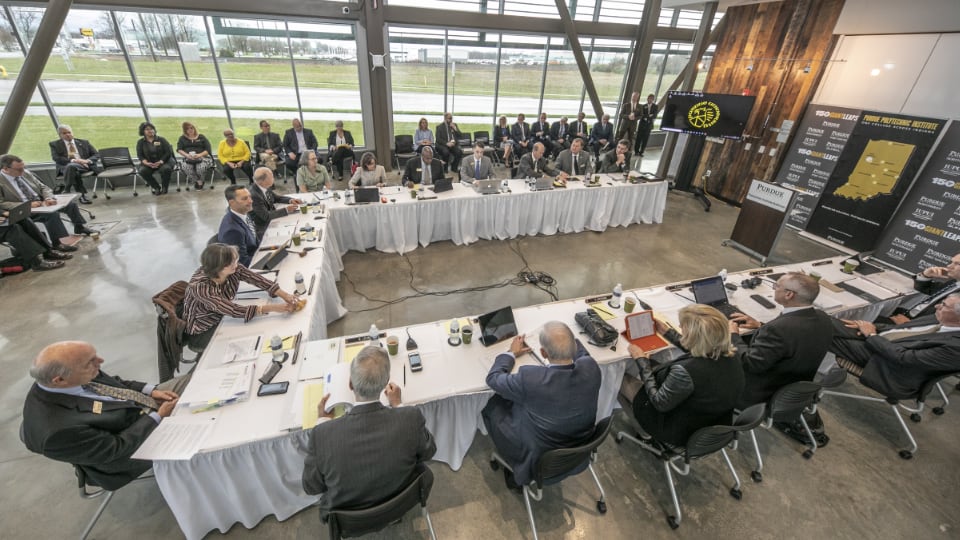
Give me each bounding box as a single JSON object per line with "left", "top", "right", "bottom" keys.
{"left": 477, "top": 306, "right": 518, "bottom": 346}
{"left": 660, "top": 91, "right": 756, "bottom": 140}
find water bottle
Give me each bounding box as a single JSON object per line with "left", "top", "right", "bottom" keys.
{"left": 610, "top": 283, "right": 623, "bottom": 309}
{"left": 294, "top": 272, "right": 306, "bottom": 295}
{"left": 270, "top": 334, "right": 284, "bottom": 363}
{"left": 369, "top": 323, "right": 380, "bottom": 345}
{"left": 344, "top": 189, "right": 353, "bottom": 204}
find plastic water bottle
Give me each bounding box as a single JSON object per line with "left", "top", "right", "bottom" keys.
{"left": 270, "top": 335, "right": 284, "bottom": 362}
{"left": 369, "top": 323, "right": 380, "bottom": 345}
{"left": 610, "top": 283, "right": 623, "bottom": 309}
{"left": 294, "top": 272, "right": 306, "bottom": 295}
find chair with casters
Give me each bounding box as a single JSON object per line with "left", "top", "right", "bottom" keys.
{"left": 616, "top": 404, "right": 765, "bottom": 529}
{"left": 821, "top": 358, "right": 958, "bottom": 460}
{"left": 457, "top": 133, "right": 473, "bottom": 154}
{"left": 152, "top": 280, "right": 202, "bottom": 382}
{"left": 394, "top": 135, "right": 417, "bottom": 170}
{"left": 95, "top": 147, "right": 143, "bottom": 199}
{"left": 324, "top": 466, "right": 437, "bottom": 540}
{"left": 745, "top": 380, "right": 823, "bottom": 483}
{"left": 490, "top": 416, "right": 612, "bottom": 540}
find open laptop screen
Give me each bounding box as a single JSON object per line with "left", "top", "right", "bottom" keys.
{"left": 690, "top": 275, "right": 728, "bottom": 306}
{"left": 478, "top": 306, "right": 518, "bottom": 346}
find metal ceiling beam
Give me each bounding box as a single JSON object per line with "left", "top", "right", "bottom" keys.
{"left": 554, "top": 0, "right": 603, "bottom": 118}
{"left": 620, "top": 0, "right": 662, "bottom": 101}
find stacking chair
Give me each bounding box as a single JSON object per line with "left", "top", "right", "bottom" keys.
{"left": 394, "top": 135, "right": 417, "bottom": 170}
{"left": 152, "top": 280, "right": 201, "bottom": 382}
{"left": 55, "top": 169, "right": 97, "bottom": 207}
{"left": 94, "top": 147, "right": 142, "bottom": 199}
{"left": 745, "top": 381, "right": 823, "bottom": 482}
{"left": 324, "top": 467, "right": 437, "bottom": 540}
{"left": 457, "top": 133, "right": 473, "bottom": 154}
{"left": 173, "top": 157, "right": 216, "bottom": 192}
{"left": 490, "top": 417, "right": 612, "bottom": 540}
{"left": 821, "top": 359, "right": 959, "bottom": 459}
{"left": 473, "top": 131, "right": 499, "bottom": 165}
{"left": 616, "top": 404, "right": 765, "bottom": 529}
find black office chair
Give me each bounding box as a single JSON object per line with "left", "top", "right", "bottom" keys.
{"left": 473, "top": 130, "right": 499, "bottom": 165}
{"left": 152, "top": 280, "right": 201, "bottom": 382}
{"left": 745, "top": 380, "right": 823, "bottom": 482}
{"left": 324, "top": 467, "right": 437, "bottom": 540}
{"left": 490, "top": 416, "right": 612, "bottom": 540}
{"left": 94, "top": 147, "right": 143, "bottom": 199}
{"left": 616, "top": 404, "right": 765, "bottom": 529}
{"left": 394, "top": 135, "right": 417, "bottom": 170}
{"left": 822, "top": 359, "right": 958, "bottom": 459}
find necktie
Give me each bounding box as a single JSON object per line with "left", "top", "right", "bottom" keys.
{"left": 86, "top": 381, "right": 159, "bottom": 410}
{"left": 573, "top": 155, "right": 578, "bottom": 175}
{"left": 15, "top": 176, "right": 39, "bottom": 201}
{"left": 880, "top": 324, "right": 941, "bottom": 342}
{"left": 266, "top": 189, "right": 275, "bottom": 205}
{"left": 422, "top": 161, "right": 428, "bottom": 184}
{"left": 908, "top": 283, "right": 960, "bottom": 317}
{"left": 68, "top": 141, "right": 78, "bottom": 159}
{"left": 245, "top": 214, "right": 257, "bottom": 238}
{"left": 559, "top": 125, "right": 565, "bottom": 138}
{"left": 475, "top": 160, "right": 480, "bottom": 179}
{"left": 521, "top": 124, "right": 526, "bottom": 140}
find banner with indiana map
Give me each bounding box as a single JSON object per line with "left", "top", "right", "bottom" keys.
{"left": 804, "top": 111, "right": 946, "bottom": 252}
{"left": 871, "top": 121, "right": 960, "bottom": 274}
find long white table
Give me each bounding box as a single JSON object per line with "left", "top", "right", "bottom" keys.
{"left": 328, "top": 176, "right": 668, "bottom": 254}
{"left": 144, "top": 255, "right": 918, "bottom": 539}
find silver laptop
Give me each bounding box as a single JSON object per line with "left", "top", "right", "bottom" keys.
{"left": 475, "top": 179, "right": 500, "bottom": 195}
{"left": 532, "top": 177, "right": 554, "bottom": 191}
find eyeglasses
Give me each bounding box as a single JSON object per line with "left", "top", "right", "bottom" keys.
{"left": 771, "top": 282, "right": 796, "bottom": 294}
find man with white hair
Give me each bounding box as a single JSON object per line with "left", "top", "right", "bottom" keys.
{"left": 482, "top": 321, "right": 601, "bottom": 489}
{"left": 49, "top": 124, "right": 98, "bottom": 204}
{"left": 302, "top": 345, "right": 436, "bottom": 514}
{"left": 248, "top": 167, "right": 301, "bottom": 239}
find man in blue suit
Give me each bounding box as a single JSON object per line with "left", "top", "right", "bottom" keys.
{"left": 217, "top": 185, "right": 258, "bottom": 267}
{"left": 482, "top": 321, "right": 601, "bottom": 489}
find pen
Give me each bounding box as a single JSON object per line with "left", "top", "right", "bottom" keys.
{"left": 404, "top": 364, "right": 407, "bottom": 386}
{"left": 308, "top": 274, "right": 317, "bottom": 296}
{"left": 254, "top": 336, "right": 262, "bottom": 353}
{"left": 291, "top": 331, "right": 304, "bottom": 365}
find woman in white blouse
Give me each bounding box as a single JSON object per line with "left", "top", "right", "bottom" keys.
{"left": 349, "top": 152, "right": 387, "bottom": 188}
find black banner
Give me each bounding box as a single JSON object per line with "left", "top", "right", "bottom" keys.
{"left": 805, "top": 111, "right": 946, "bottom": 251}
{"left": 775, "top": 104, "right": 861, "bottom": 229}
{"left": 872, "top": 122, "right": 960, "bottom": 274}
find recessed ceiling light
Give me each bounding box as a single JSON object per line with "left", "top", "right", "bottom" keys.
{"left": 883, "top": 63, "right": 895, "bottom": 70}
{"left": 870, "top": 68, "right": 881, "bottom": 76}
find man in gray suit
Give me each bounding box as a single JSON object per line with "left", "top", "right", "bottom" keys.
{"left": 554, "top": 137, "right": 592, "bottom": 178}
{"left": 460, "top": 141, "right": 494, "bottom": 184}
{"left": 302, "top": 346, "right": 436, "bottom": 514}
{"left": 517, "top": 142, "right": 562, "bottom": 180}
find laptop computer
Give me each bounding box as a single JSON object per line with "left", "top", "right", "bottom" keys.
{"left": 690, "top": 275, "right": 743, "bottom": 318}
{"left": 477, "top": 306, "right": 518, "bottom": 346}
{"left": 354, "top": 187, "right": 380, "bottom": 204}
{"left": 250, "top": 238, "right": 291, "bottom": 271}
{"left": 431, "top": 177, "right": 453, "bottom": 193}
{"left": 475, "top": 179, "right": 500, "bottom": 195}
{"left": 0, "top": 201, "right": 30, "bottom": 227}
{"left": 621, "top": 311, "right": 670, "bottom": 352}
{"left": 531, "top": 177, "right": 554, "bottom": 191}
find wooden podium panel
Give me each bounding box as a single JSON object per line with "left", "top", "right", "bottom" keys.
{"left": 725, "top": 180, "right": 796, "bottom": 265}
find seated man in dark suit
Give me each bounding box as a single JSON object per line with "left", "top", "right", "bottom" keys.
{"left": 829, "top": 293, "right": 960, "bottom": 399}
{"left": 402, "top": 146, "right": 445, "bottom": 186}
{"left": 253, "top": 120, "right": 284, "bottom": 174}
{"left": 482, "top": 321, "right": 601, "bottom": 489}
{"left": 248, "top": 167, "right": 302, "bottom": 240}
{"left": 459, "top": 142, "right": 494, "bottom": 184}
{"left": 282, "top": 118, "right": 319, "bottom": 177}
{"left": 48, "top": 124, "right": 98, "bottom": 204}
{"left": 511, "top": 113, "right": 532, "bottom": 157}
{"left": 554, "top": 137, "right": 591, "bottom": 178}
{"left": 550, "top": 116, "right": 573, "bottom": 153}
{"left": 302, "top": 345, "right": 436, "bottom": 514}
{"left": 589, "top": 114, "right": 615, "bottom": 159}
{"left": 21, "top": 341, "right": 184, "bottom": 491}
{"left": 517, "top": 142, "right": 563, "bottom": 180}
{"left": 599, "top": 139, "right": 632, "bottom": 174}
{"left": 885, "top": 253, "right": 960, "bottom": 325}
{"left": 217, "top": 185, "right": 259, "bottom": 266}
{"left": 531, "top": 112, "right": 560, "bottom": 158}
{"left": 1, "top": 154, "right": 96, "bottom": 244}
{"left": 434, "top": 113, "right": 464, "bottom": 173}
{"left": 0, "top": 214, "right": 67, "bottom": 271}
{"left": 728, "top": 272, "right": 834, "bottom": 407}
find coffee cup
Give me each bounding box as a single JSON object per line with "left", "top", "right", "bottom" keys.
{"left": 842, "top": 259, "right": 859, "bottom": 274}
{"left": 461, "top": 326, "right": 473, "bottom": 344}
{"left": 300, "top": 204, "right": 309, "bottom": 214}
{"left": 809, "top": 271, "right": 822, "bottom": 282}
{"left": 386, "top": 336, "right": 399, "bottom": 356}
{"left": 291, "top": 234, "right": 302, "bottom": 246}
{"left": 623, "top": 297, "right": 637, "bottom": 313}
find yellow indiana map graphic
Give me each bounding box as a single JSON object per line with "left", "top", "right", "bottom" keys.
{"left": 834, "top": 139, "right": 915, "bottom": 200}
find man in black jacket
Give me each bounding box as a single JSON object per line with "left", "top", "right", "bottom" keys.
{"left": 253, "top": 120, "right": 284, "bottom": 173}
{"left": 48, "top": 124, "right": 98, "bottom": 204}
{"left": 728, "top": 272, "right": 834, "bottom": 407}
{"left": 248, "top": 167, "right": 302, "bottom": 239}
{"left": 830, "top": 294, "right": 960, "bottom": 399}
{"left": 887, "top": 253, "right": 960, "bottom": 324}
{"left": 282, "top": 118, "right": 319, "bottom": 177}
{"left": 21, "top": 341, "right": 184, "bottom": 490}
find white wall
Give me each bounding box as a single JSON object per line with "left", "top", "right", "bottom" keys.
{"left": 834, "top": 0, "right": 960, "bottom": 35}
{"left": 813, "top": 33, "right": 960, "bottom": 120}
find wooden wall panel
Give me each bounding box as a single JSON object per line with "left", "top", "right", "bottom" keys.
{"left": 696, "top": 0, "right": 845, "bottom": 203}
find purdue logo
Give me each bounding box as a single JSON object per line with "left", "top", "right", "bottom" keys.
{"left": 688, "top": 101, "right": 720, "bottom": 129}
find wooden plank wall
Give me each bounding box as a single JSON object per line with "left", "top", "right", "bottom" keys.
{"left": 696, "top": 0, "right": 845, "bottom": 203}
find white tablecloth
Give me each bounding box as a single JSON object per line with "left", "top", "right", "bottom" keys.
{"left": 327, "top": 178, "right": 668, "bottom": 253}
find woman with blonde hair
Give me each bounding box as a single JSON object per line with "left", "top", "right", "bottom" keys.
{"left": 622, "top": 304, "right": 744, "bottom": 446}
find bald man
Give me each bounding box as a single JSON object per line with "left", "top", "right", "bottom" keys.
{"left": 21, "top": 341, "right": 187, "bottom": 490}
{"left": 482, "top": 321, "right": 601, "bottom": 490}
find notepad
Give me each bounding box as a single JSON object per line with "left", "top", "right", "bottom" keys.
{"left": 300, "top": 382, "right": 326, "bottom": 430}
{"left": 588, "top": 302, "right": 618, "bottom": 320}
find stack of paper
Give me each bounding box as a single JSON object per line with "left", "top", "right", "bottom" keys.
{"left": 182, "top": 363, "right": 254, "bottom": 409}
{"left": 132, "top": 415, "right": 216, "bottom": 460}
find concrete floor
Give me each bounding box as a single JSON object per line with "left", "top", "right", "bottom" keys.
{"left": 1, "top": 156, "right": 958, "bottom": 539}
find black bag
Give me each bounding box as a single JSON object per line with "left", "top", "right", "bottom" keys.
{"left": 574, "top": 308, "right": 619, "bottom": 347}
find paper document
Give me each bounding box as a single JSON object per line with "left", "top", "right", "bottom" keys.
{"left": 587, "top": 302, "right": 617, "bottom": 320}
{"left": 183, "top": 363, "right": 254, "bottom": 407}
{"left": 132, "top": 415, "right": 216, "bottom": 460}
{"left": 221, "top": 335, "right": 262, "bottom": 364}
{"left": 299, "top": 340, "right": 341, "bottom": 381}
{"left": 341, "top": 343, "right": 366, "bottom": 364}
{"left": 323, "top": 363, "right": 355, "bottom": 413}
{"left": 627, "top": 312, "right": 655, "bottom": 338}
{"left": 31, "top": 195, "right": 77, "bottom": 214}
{"left": 300, "top": 382, "right": 326, "bottom": 430}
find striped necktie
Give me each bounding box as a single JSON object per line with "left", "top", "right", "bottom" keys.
{"left": 245, "top": 214, "right": 257, "bottom": 238}
{"left": 15, "top": 176, "right": 40, "bottom": 201}
{"left": 86, "top": 381, "right": 159, "bottom": 410}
